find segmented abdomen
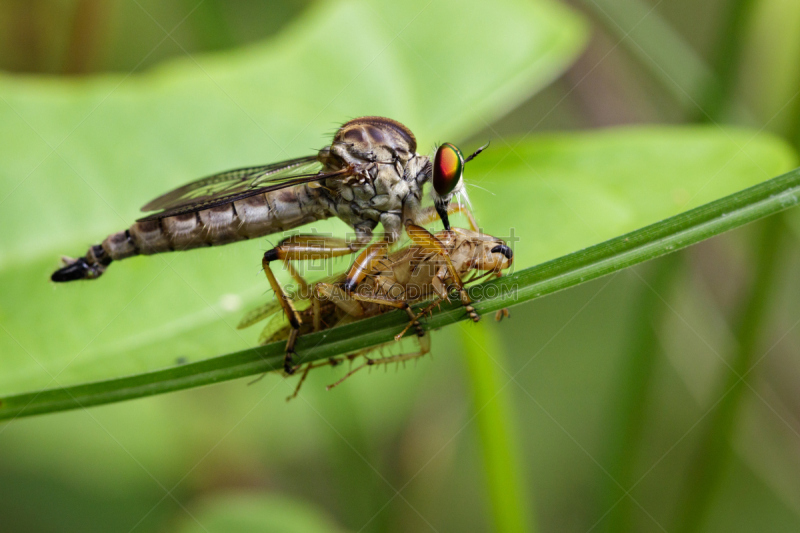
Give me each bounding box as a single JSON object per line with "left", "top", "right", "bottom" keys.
{"left": 101, "top": 185, "right": 328, "bottom": 261}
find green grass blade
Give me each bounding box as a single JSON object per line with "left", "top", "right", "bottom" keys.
{"left": 2, "top": 166, "right": 800, "bottom": 421}
{"left": 579, "top": 0, "right": 715, "bottom": 112}
{"left": 699, "top": 0, "right": 758, "bottom": 121}
{"left": 461, "top": 322, "right": 534, "bottom": 533}
{"left": 673, "top": 215, "right": 785, "bottom": 533}
{"left": 600, "top": 253, "right": 683, "bottom": 533}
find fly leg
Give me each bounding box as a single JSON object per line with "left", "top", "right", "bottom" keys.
{"left": 261, "top": 255, "right": 302, "bottom": 374}
{"left": 284, "top": 352, "right": 355, "bottom": 401}
{"left": 405, "top": 224, "right": 481, "bottom": 323}
{"left": 279, "top": 281, "right": 370, "bottom": 397}
{"left": 314, "top": 282, "right": 369, "bottom": 318}
{"left": 262, "top": 232, "right": 372, "bottom": 374}
{"left": 395, "top": 298, "right": 442, "bottom": 341}
{"left": 406, "top": 202, "right": 479, "bottom": 231}
{"left": 287, "top": 285, "right": 429, "bottom": 397}
{"left": 341, "top": 241, "right": 390, "bottom": 292}
{"left": 318, "top": 271, "right": 428, "bottom": 341}
{"left": 327, "top": 333, "right": 431, "bottom": 390}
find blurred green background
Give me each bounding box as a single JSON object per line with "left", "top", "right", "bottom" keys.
{"left": 3, "top": 0, "right": 800, "bottom": 532}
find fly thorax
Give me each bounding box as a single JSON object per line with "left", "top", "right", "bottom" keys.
{"left": 331, "top": 116, "right": 417, "bottom": 164}
{"left": 404, "top": 155, "right": 429, "bottom": 200}
{"left": 319, "top": 117, "right": 430, "bottom": 231}
{"left": 368, "top": 165, "right": 409, "bottom": 210}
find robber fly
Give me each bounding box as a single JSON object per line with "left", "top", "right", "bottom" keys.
{"left": 51, "top": 116, "right": 486, "bottom": 282}
{"left": 239, "top": 224, "right": 514, "bottom": 392}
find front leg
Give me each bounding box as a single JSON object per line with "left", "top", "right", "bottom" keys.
{"left": 405, "top": 224, "right": 480, "bottom": 323}
{"left": 262, "top": 229, "right": 374, "bottom": 373}
{"left": 405, "top": 202, "right": 479, "bottom": 232}
{"left": 327, "top": 333, "right": 432, "bottom": 391}
{"left": 261, "top": 254, "right": 302, "bottom": 374}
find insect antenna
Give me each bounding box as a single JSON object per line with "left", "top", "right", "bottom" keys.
{"left": 464, "top": 141, "right": 490, "bottom": 163}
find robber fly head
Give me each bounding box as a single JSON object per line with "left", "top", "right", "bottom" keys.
{"left": 431, "top": 142, "right": 488, "bottom": 229}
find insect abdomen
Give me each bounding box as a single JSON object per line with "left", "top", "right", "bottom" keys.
{"left": 118, "top": 186, "right": 328, "bottom": 257}
{"left": 52, "top": 185, "right": 329, "bottom": 281}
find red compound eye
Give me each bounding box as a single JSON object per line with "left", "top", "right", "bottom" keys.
{"left": 433, "top": 143, "right": 464, "bottom": 197}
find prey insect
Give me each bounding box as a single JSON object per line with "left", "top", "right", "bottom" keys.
{"left": 238, "top": 224, "right": 513, "bottom": 398}
{"left": 52, "top": 116, "right": 487, "bottom": 282}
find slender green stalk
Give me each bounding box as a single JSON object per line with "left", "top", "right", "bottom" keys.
{"left": 673, "top": 4, "right": 775, "bottom": 530}
{"left": 461, "top": 322, "right": 533, "bottom": 533}
{"left": 601, "top": 253, "right": 683, "bottom": 533}
{"left": 788, "top": 94, "right": 800, "bottom": 152}
{"left": 2, "top": 166, "right": 800, "bottom": 420}
{"left": 673, "top": 215, "right": 785, "bottom": 533}
{"left": 699, "top": 0, "right": 758, "bottom": 122}
{"left": 579, "top": 0, "right": 715, "bottom": 112}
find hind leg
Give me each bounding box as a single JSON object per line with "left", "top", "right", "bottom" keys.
{"left": 262, "top": 233, "right": 372, "bottom": 373}
{"left": 326, "top": 333, "right": 431, "bottom": 391}
{"left": 405, "top": 224, "right": 480, "bottom": 323}
{"left": 285, "top": 333, "right": 432, "bottom": 399}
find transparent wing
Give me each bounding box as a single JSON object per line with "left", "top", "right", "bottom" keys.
{"left": 237, "top": 293, "right": 312, "bottom": 331}
{"left": 237, "top": 300, "right": 283, "bottom": 330}
{"left": 138, "top": 155, "right": 348, "bottom": 221}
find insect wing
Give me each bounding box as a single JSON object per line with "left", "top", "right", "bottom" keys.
{"left": 138, "top": 155, "right": 345, "bottom": 221}
{"left": 237, "top": 300, "right": 283, "bottom": 329}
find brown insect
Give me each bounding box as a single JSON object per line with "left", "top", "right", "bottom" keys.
{"left": 51, "top": 116, "right": 486, "bottom": 282}
{"left": 238, "top": 224, "right": 513, "bottom": 396}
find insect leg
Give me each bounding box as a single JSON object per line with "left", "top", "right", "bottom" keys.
{"left": 283, "top": 260, "right": 310, "bottom": 297}
{"left": 314, "top": 283, "right": 367, "bottom": 318}
{"left": 262, "top": 232, "right": 372, "bottom": 372}
{"left": 405, "top": 224, "right": 480, "bottom": 323}
{"left": 326, "top": 333, "right": 432, "bottom": 390}
{"left": 411, "top": 202, "right": 479, "bottom": 231}
{"left": 262, "top": 253, "right": 304, "bottom": 374}
{"left": 284, "top": 354, "right": 349, "bottom": 401}
{"left": 395, "top": 298, "right": 441, "bottom": 341}
{"left": 285, "top": 349, "right": 371, "bottom": 401}
{"left": 265, "top": 228, "right": 377, "bottom": 280}
{"left": 342, "top": 241, "right": 390, "bottom": 292}
{"left": 312, "top": 296, "right": 321, "bottom": 332}
{"left": 359, "top": 294, "right": 409, "bottom": 309}
{"left": 286, "top": 364, "right": 312, "bottom": 401}
{"left": 318, "top": 281, "right": 426, "bottom": 343}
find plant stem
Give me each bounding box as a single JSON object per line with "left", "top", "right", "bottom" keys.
{"left": 461, "top": 321, "right": 533, "bottom": 533}
{"left": 699, "top": 0, "right": 758, "bottom": 122}
{"left": 578, "top": 0, "right": 715, "bottom": 113}
{"left": 673, "top": 214, "right": 784, "bottom": 533}
{"left": 601, "top": 253, "right": 683, "bottom": 533}
{"left": 674, "top": 4, "right": 777, "bottom": 530}
{"left": 3, "top": 165, "right": 800, "bottom": 420}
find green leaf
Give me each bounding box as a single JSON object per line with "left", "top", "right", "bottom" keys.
{"left": 466, "top": 126, "right": 796, "bottom": 267}
{"left": 0, "top": 127, "right": 795, "bottom": 419}
{"left": 173, "top": 492, "right": 348, "bottom": 533}
{"left": 0, "top": 0, "right": 586, "bottom": 394}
